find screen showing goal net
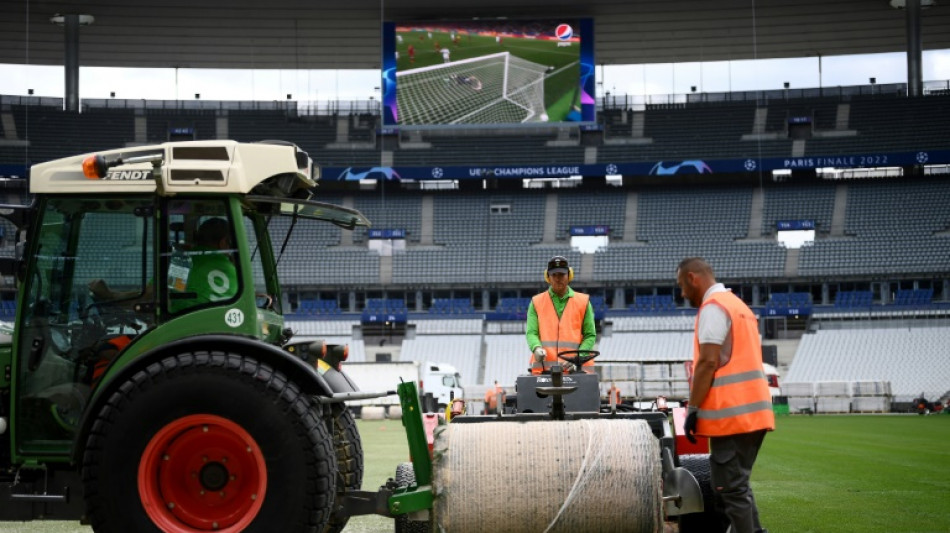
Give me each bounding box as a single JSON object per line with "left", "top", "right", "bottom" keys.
{"left": 397, "top": 52, "right": 549, "bottom": 125}
{"left": 382, "top": 19, "right": 596, "bottom": 126}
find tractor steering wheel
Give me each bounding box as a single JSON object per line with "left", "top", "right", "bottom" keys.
{"left": 555, "top": 349, "right": 600, "bottom": 371}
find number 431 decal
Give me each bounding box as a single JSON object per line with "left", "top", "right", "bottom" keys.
{"left": 225, "top": 308, "right": 244, "bottom": 328}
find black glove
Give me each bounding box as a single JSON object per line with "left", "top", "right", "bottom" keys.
{"left": 684, "top": 408, "right": 698, "bottom": 444}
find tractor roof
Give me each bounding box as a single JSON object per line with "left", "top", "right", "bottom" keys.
{"left": 29, "top": 140, "right": 317, "bottom": 197}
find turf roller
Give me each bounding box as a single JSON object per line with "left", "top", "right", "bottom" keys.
{"left": 432, "top": 419, "right": 662, "bottom": 533}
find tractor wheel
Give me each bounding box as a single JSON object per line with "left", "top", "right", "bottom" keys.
{"left": 323, "top": 404, "right": 364, "bottom": 533}
{"left": 394, "top": 462, "right": 430, "bottom": 533}
{"left": 81, "top": 352, "right": 336, "bottom": 533}
{"left": 677, "top": 454, "right": 730, "bottom": 533}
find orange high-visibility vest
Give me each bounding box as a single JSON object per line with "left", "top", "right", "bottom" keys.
{"left": 692, "top": 291, "right": 775, "bottom": 437}
{"left": 530, "top": 291, "right": 591, "bottom": 374}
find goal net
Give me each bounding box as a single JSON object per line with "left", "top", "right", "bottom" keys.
{"left": 396, "top": 52, "right": 549, "bottom": 125}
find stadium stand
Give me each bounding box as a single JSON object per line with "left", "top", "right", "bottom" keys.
{"left": 229, "top": 110, "right": 337, "bottom": 153}
{"left": 598, "top": 332, "right": 692, "bottom": 362}
{"left": 798, "top": 179, "right": 950, "bottom": 277}
{"left": 413, "top": 318, "right": 482, "bottom": 333}
{"left": 2, "top": 87, "right": 949, "bottom": 407}
{"left": 785, "top": 324, "right": 950, "bottom": 402}
{"left": 295, "top": 298, "right": 344, "bottom": 316}
{"left": 765, "top": 292, "right": 812, "bottom": 315}
{"left": 761, "top": 183, "right": 837, "bottom": 236}
{"left": 351, "top": 193, "right": 422, "bottom": 244}
{"left": 426, "top": 299, "right": 477, "bottom": 315}
{"left": 483, "top": 334, "right": 533, "bottom": 387}
{"left": 610, "top": 315, "right": 695, "bottom": 332}
{"left": 8, "top": 104, "right": 135, "bottom": 162}
{"left": 555, "top": 190, "right": 626, "bottom": 240}
{"left": 400, "top": 335, "right": 482, "bottom": 387}
{"left": 144, "top": 109, "right": 216, "bottom": 143}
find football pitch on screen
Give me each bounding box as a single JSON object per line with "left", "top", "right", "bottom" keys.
{"left": 395, "top": 30, "right": 580, "bottom": 122}
{"left": 5, "top": 415, "right": 946, "bottom": 533}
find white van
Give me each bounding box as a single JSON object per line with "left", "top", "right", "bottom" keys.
{"left": 343, "top": 360, "right": 463, "bottom": 409}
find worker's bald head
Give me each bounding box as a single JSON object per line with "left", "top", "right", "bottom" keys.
{"left": 676, "top": 257, "right": 714, "bottom": 278}
{"left": 676, "top": 257, "right": 716, "bottom": 308}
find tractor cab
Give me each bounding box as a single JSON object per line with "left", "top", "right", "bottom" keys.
{"left": 3, "top": 140, "right": 369, "bottom": 465}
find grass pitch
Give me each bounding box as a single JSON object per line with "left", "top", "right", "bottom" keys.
{"left": 3, "top": 414, "right": 946, "bottom": 532}
{"left": 754, "top": 414, "right": 950, "bottom": 533}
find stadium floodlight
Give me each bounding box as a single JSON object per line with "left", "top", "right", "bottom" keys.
{"left": 396, "top": 52, "right": 549, "bottom": 125}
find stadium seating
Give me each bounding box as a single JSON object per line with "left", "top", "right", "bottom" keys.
{"left": 364, "top": 298, "right": 408, "bottom": 314}
{"left": 229, "top": 110, "right": 337, "bottom": 154}
{"left": 400, "top": 335, "right": 481, "bottom": 387}
{"left": 833, "top": 290, "right": 874, "bottom": 310}
{"left": 413, "top": 318, "right": 482, "bottom": 333}
{"left": 610, "top": 315, "right": 695, "bottom": 332}
{"left": 352, "top": 193, "right": 422, "bottom": 243}
{"left": 0, "top": 298, "right": 15, "bottom": 318}
{"left": 8, "top": 104, "right": 135, "bottom": 162}
{"left": 892, "top": 288, "right": 934, "bottom": 307}
{"left": 786, "top": 326, "right": 950, "bottom": 401}
{"left": 296, "top": 298, "right": 343, "bottom": 315}
{"left": 2, "top": 90, "right": 949, "bottom": 408}
{"left": 761, "top": 183, "right": 837, "bottom": 236}
{"left": 555, "top": 191, "right": 626, "bottom": 240}
{"left": 628, "top": 295, "right": 676, "bottom": 314}
{"left": 427, "top": 298, "right": 476, "bottom": 315}
{"left": 765, "top": 292, "right": 813, "bottom": 315}
{"left": 798, "top": 179, "right": 950, "bottom": 277}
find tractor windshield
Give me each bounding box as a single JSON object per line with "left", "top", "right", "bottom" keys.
{"left": 15, "top": 196, "right": 155, "bottom": 453}
{"left": 245, "top": 196, "right": 370, "bottom": 272}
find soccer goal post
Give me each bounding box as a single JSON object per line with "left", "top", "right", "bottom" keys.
{"left": 396, "top": 51, "right": 549, "bottom": 125}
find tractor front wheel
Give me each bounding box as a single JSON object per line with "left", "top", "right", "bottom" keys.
{"left": 324, "top": 404, "right": 364, "bottom": 533}
{"left": 82, "top": 352, "right": 337, "bottom": 533}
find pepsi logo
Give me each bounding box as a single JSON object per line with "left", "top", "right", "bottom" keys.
{"left": 555, "top": 24, "right": 573, "bottom": 41}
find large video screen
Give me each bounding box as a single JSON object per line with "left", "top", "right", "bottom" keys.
{"left": 381, "top": 19, "right": 595, "bottom": 127}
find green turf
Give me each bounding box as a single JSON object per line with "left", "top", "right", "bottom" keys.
{"left": 3, "top": 414, "right": 947, "bottom": 532}
{"left": 755, "top": 414, "right": 950, "bottom": 533}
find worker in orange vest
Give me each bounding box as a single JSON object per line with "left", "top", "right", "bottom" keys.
{"left": 607, "top": 382, "right": 622, "bottom": 406}
{"left": 484, "top": 380, "right": 505, "bottom": 414}
{"left": 677, "top": 257, "right": 774, "bottom": 533}
{"left": 526, "top": 256, "right": 596, "bottom": 374}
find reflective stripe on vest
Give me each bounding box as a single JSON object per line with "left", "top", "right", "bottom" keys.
{"left": 692, "top": 291, "right": 775, "bottom": 436}
{"left": 530, "top": 291, "right": 590, "bottom": 374}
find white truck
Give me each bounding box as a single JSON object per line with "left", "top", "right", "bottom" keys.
{"left": 343, "top": 360, "right": 463, "bottom": 411}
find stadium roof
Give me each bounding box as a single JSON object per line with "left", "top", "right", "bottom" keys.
{"left": 2, "top": 0, "right": 948, "bottom": 70}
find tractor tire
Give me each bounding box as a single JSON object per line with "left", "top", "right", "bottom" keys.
{"left": 394, "top": 462, "right": 430, "bottom": 533}
{"left": 677, "top": 453, "right": 730, "bottom": 533}
{"left": 81, "top": 352, "right": 337, "bottom": 533}
{"left": 324, "top": 404, "right": 364, "bottom": 533}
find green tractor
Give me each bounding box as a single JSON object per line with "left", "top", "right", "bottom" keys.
{"left": 0, "top": 139, "right": 716, "bottom": 533}
{"left": 0, "top": 140, "right": 373, "bottom": 532}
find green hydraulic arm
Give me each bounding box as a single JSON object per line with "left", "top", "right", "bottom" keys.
{"left": 387, "top": 380, "right": 434, "bottom": 516}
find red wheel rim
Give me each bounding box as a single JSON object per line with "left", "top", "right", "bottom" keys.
{"left": 138, "top": 414, "right": 267, "bottom": 533}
